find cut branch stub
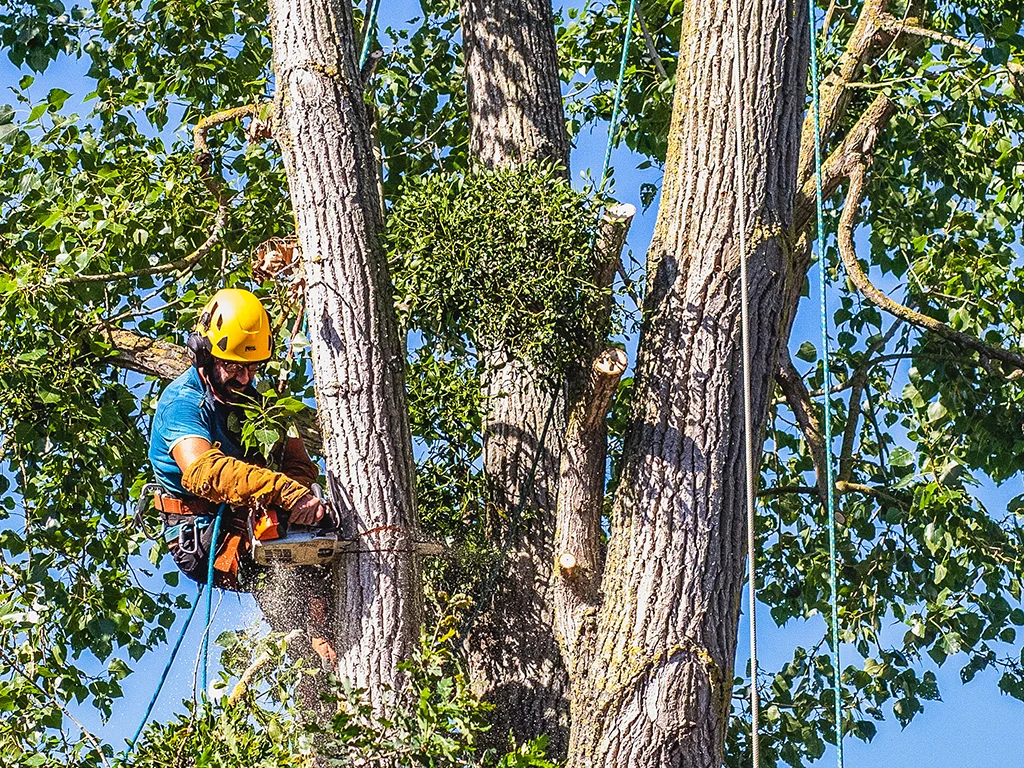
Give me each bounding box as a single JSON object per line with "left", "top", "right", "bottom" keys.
{"left": 552, "top": 346, "right": 628, "bottom": 676}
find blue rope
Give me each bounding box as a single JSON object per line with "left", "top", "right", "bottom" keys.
{"left": 807, "top": 1, "right": 844, "bottom": 765}
{"left": 598, "top": 0, "right": 639, "bottom": 193}
{"left": 124, "top": 586, "right": 204, "bottom": 756}
{"left": 200, "top": 503, "right": 226, "bottom": 695}
{"left": 358, "top": 0, "right": 383, "bottom": 69}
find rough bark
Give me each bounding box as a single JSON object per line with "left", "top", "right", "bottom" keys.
{"left": 460, "top": 0, "right": 568, "bottom": 170}
{"left": 458, "top": 0, "right": 573, "bottom": 752}
{"left": 565, "top": 0, "right": 809, "bottom": 764}
{"left": 268, "top": 0, "right": 421, "bottom": 697}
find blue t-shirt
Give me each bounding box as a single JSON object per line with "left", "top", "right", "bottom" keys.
{"left": 149, "top": 367, "right": 258, "bottom": 496}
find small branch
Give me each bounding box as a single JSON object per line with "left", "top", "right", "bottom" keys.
{"left": 227, "top": 629, "right": 302, "bottom": 705}
{"left": 759, "top": 481, "right": 906, "bottom": 509}
{"left": 776, "top": 348, "right": 829, "bottom": 502}
{"left": 55, "top": 201, "right": 229, "bottom": 286}
{"left": 192, "top": 104, "right": 261, "bottom": 170}
{"left": 839, "top": 162, "right": 1024, "bottom": 372}
{"left": 635, "top": 7, "right": 669, "bottom": 81}
{"left": 878, "top": 14, "right": 1024, "bottom": 80}
{"left": 0, "top": 646, "right": 111, "bottom": 768}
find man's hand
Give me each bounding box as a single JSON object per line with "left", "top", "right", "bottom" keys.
{"left": 289, "top": 492, "right": 326, "bottom": 527}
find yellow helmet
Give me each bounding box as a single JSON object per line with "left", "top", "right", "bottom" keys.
{"left": 193, "top": 288, "right": 273, "bottom": 363}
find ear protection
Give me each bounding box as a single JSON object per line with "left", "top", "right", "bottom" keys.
{"left": 186, "top": 310, "right": 214, "bottom": 369}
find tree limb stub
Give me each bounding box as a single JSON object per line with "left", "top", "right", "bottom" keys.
{"left": 839, "top": 162, "right": 1024, "bottom": 372}
{"left": 553, "top": 347, "right": 628, "bottom": 678}
{"left": 552, "top": 201, "right": 634, "bottom": 678}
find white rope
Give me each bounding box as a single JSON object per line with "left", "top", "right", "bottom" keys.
{"left": 730, "top": 0, "right": 761, "bottom": 765}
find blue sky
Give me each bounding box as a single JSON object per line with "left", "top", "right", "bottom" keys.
{"left": 2, "top": 1, "right": 1022, "bottom": 764}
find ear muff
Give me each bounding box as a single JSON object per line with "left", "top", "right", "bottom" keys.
{"left": 186, "top": 331, "right": 213, "bottom": 369}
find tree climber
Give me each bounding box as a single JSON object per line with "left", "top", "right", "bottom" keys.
{"left": 147, "top": 287, "right": 337, "bottom": 668}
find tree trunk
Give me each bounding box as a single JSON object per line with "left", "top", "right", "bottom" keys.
{"left": 458, "top": 0, "right": 573, "bottom": 752}
{"left": 565, "top": 0, "right": 809, "bottom": 764}
{"left": 268, "top": 0, "right": 422, "bottom": 698}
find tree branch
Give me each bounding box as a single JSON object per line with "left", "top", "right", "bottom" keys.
{"left": 839, "top": 161, "right": 1024, "bottom": 372}
{"left": 227, "top": 630, "right": 302, "bottom": 705}
{"left": 100, "top": 327, "right": 325, "bottom": 453}
{"left": 56, "top": 202, "right": 230, "bottom": 286}
{"left": 0, "top": 645, "right": 111, "bottom": 768}
{"left": 552, "top": 204, "right": 634, "bottom": 676}
{"left": 759, "top": 480, "right": 906, "bottom": 509}
{"left": 796, "top": 0, "right": 895, "bottom": 187}
{"left": 776, "top": 347, "right": 829, "bottom": 502}
{"left": 878, "top": 13, "right": 1024, "bottom": 81}
{"left": 794, "top": 93, "right": 897, "bottom": 235}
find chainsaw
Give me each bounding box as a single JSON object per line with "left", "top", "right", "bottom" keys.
{"left": 249, "top": 483, "right": 342, "bottom": 567}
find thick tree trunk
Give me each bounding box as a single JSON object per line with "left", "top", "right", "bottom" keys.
{"left": 268, "top": 0, "right": 421, "bottom": 698}
{"left": 459, "top": 0, "right": 573, "bottom": 753}
{"left": 564, "top": 0, "right": 809, "bottom": 764}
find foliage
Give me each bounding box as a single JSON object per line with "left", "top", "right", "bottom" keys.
{"left": 232, "top": 386, "right": 309, "bottom": 464}
{"left": 388, "top": 164, "right": 608, "bottom": 376}
{"left": 126, "top": 595, "right": 553, "bottom": 768}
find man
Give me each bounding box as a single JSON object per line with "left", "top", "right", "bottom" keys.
{"left": 148, "top": 287, "right": 336, "bottom": 667}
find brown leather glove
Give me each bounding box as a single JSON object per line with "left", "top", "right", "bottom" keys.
{"left": 182, "top": 446, "right": 310, "bottom": 511}
{"left": 279, "top": 436, "right": 318, "bottom": 488}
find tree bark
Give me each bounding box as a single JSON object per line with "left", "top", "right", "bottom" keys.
{"left": 268, "top": 0, "right": 421, "bottom": 698}
{"left": 458, "top": 0, "right": 573, "bottom": 752}
{"left": 565, "top": 0, "right": 809, "bottom": 764}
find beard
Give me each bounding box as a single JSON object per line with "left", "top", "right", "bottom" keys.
{"left": 204, "top": 365, "right": 251, "bottom": 404}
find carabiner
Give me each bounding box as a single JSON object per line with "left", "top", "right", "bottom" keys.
{"left": 178, "top": 520, "right": 200, "bottom": 556}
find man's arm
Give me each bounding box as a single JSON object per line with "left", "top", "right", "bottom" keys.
{"left": 279, "top": 436, "right": 318, "bottom": 487}
{"left": 171, "top": 437, "right": 325, "bottom": 525}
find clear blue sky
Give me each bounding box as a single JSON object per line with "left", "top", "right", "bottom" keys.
{"left": 1, "top": 2, "right": 1021, "bottom": 764}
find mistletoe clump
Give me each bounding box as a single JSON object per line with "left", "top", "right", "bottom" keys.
{"left": 386, "top": 164, "right": 609, "bottom": 375}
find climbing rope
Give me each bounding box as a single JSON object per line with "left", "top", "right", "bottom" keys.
{"left": 200, "top": 503, "right": 227, "bottom": 695}
{"left": 358, "top": 0, "right": 383, "bottom": 69}
{"left": 729, "top": 1, "right": 761, "bottom": 765}
{"left": 807, "top": 0, "right": 845, "bottom": 762}
{"left": 124, "top": 586, "right": 204, "bottom": 756}
{"left": 598, "top": 0, "right": 639, "bottom": 193}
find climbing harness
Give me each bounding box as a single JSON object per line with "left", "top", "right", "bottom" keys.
{"left": 729, "top": 1, "right": 761, "bottom": 765}
{"left": 598, "top": 0, "right": 639, "bottom": 193}
{"left": 807, "top": 0, "right": 845, "bottom": 762}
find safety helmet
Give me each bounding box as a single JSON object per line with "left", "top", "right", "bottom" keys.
{"left": 189, "top": 288, "right": 273, "bottom": 364}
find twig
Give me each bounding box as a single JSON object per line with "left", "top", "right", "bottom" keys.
{"left": 878, "top": 14, "right": 1024, "bottom": 81}
{"left": 838, "top": 161, "right": 1024, "bottom": 373}
{"left": 55, "top": 201, "right": 229, "bottom": 286}
{"left": 635, "top": 6, "right": 668, "bottom": 81}
{"left": 776, "top": 348, "right": 829, "bottom": 502}
{"left": 0, "top": 645, "right": 112, "bottom": 768}
{"left": 227, "top": 629, "right": 302, "bottom": 705}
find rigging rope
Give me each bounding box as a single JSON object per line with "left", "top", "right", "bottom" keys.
{"left": 806, "top": 0, "right": 845, "bottom": 764}
{"left": 729, "top": 3, "right": 761, "bottom": 765}
{"left": 124, "top": 586, "right": 203, "bottom": 757}
{"left": 200, "top": 503, "right": 227, "bottom": 695}
{"left": 598, "top": 0, "right": 639, "bottom": 193}
{"left": 358, "top": 0, "right": 384, "bottom": 70}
